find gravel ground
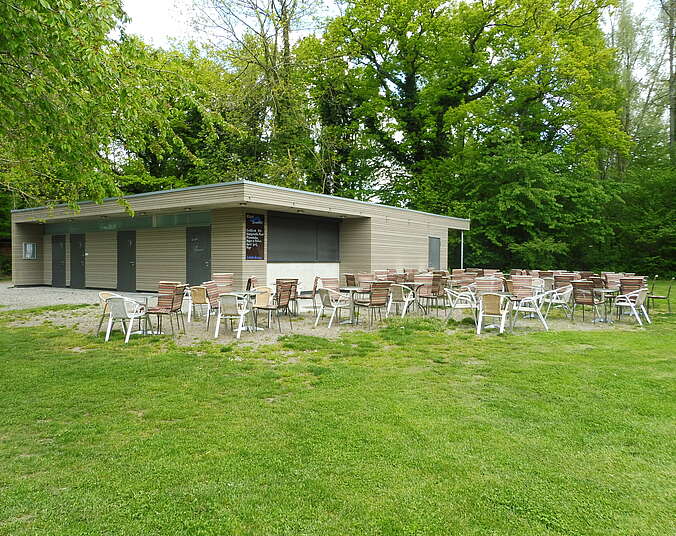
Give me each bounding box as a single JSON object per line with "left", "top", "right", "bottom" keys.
{"left": 0, "top": 282, "right": 153, "bottom": 311}
{"left": 1, "top": 282, "right": 635, "bottom": 345}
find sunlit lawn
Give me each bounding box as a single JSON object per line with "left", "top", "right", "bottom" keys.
{"left": 0, "top": 284, "right": 674, "bottom": 535}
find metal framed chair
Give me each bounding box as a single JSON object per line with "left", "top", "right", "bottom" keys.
{"left": 297, "top": 276, "right": 320, "bottom": 313}
{"left": 354, "top": 281, "right": 391, "bottom": 328}
{"left": 614, "top": 289, "right": 651, "bottom": 326}
{"left": 213, "top": 273, "right": 234, "bottom": 294}
{"left": 255, "top": 282, "right": 294, "bottom": 331}
{"left": 104, "top": 296, "right": 147, "bottom": 343}
{"left": 187, "top": 285, "right": 208, "bottom": 322}
{"left": 214, "top": 294, "right": 250, "bottom": 339}
{"left": 146, "top": 281, "right": 186, "bottom": 336}
{"left": 96, "top": 291, "right": 123, "bottom": 336}
{"left": 476, "top": 293, "right": 512, "bottom": 334}
{"left": 648, "top": 276, "right": 673, "bottom": 313}
{"left": 386, "top": 283, "right": 416, "bottom": 318}
{"left": 571, "top": 280, "right": 603, "bottom": 322}
{"left": 314, "top": 288, "right": 351, "bottom": 328}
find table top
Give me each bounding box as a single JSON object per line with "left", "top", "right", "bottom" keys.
{"left": 340, "top": 286, "right": 368, "bottom": 292}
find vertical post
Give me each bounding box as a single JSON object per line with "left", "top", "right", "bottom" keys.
{"left": 460, "top": 231, "right": 464, "bottom": 269}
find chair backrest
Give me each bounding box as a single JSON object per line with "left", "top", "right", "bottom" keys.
{"left": 374, "top": 270, "right": 389, "bottom": 280}
{"left": 481, "top": 293, "right": 510, "bottom": 316}
{"left": 620, "top": 277, "right": 644, "bottom": 295}
{"left": 203, "top": 280, "right": 220, "bottom": 308}
{"left": 190, "top": 286, "right": 208, "bottom": 305}
{"left": 213, "top": 273, "right": 234, "bottom": 294}
{"left": 554, "top": 274, "right": 576, "bottom": 289}
{"left": 318, "top": 287, "right": 334, "bottom": 308}
{"left": 276, "top": 282, "right": 293, "bottom": 308}
{"left": 253, "top": 286, "right": 273, "bottom": 307}
{"left": 483, "top": 269, "right": 500, "bottom": 276}
{"left": 320, "top": 277, "right": 340, "bottom": 293}
{"left": 157, "top": 281, "right": 180, "bottom": 309}
{"left": 106, "top": 296, "right": 138, "bottom": 320}
{"left": 219, "top": 294, "right": 243, "bottom": 316}
{"left": 389, "top": 284, "right": 405, "bottom": 302}
{"left": 171, "top": 284, "right": 187, "bottom": 312}
{"left": 572, "top": 280, "right": 595, "bottom": 305}
{"left": 99, "top": 291, "right": 120, "bottom": 312}
{"left": 369, "top": 281, "right": 391, "bottom": 306}
{"left": 605, "top": 273, "right": 622, "bottom": 290}
{"left": 590, "top": 276, "right": 605, "bottom": 289}
{"left": 310, "top": 276, "right": 320, "bottom": 296}
{"left": 356, "top": 273, "right": 374, "bottom": 290}
{"left": 539, "top": 271, "right": 554, "bottom": 278}
{"left": 276, "top": 279, "right": 298, "bottom": 300}
{"left": 511, "top": 275, "right": 534, "bottom": 299}
{"left": 579, "top": 271, "right": 594, "bottom": 279}
{"left": 414, "top": 274, "right": 434, "bottom": 297}
{"left": 344, "top": 273, "right": 356, "bottom": 287}
{"left": 474, "top": 277, "right": 503, "bottom": 295}
{"left": 246, "top": 276, "right": 258, "bottom": 291}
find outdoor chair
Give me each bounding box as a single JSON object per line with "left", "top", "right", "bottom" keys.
{"left": 539, "top": 271, "right": 554, "bottom": 279}
{"left": 251, "top": 286, "right": 273, "bottom": 328}
{"left": 213, "top": 273, "right": 234, "bottom": 294}
{"left": 146, "top": 281, "right": 186, "bottom": 336}
{"left": 104, "top": 296, "right": 147, "bottom": 343}
{"left": 187, "top": 285, "right": 208, "bottom": 322}
{"left": 614, "top": 288, "right": 651, "bottom": 326}
{"left": 344, "top": 273, "right": 356, "bottom": 287}
{"left": 571, "top": 280, "right": 603, "bottom": 322}
{"left": 579, "top": 271, "right": 595, "bottom": 279}
{"left": 476, "top": 293, "right": 512, "bottom": 335}
{"left": 354, "top": 281, "right": 391, "bottom": 328}
{"left": 202, "top": 280, "right": 221, "bottom": 331}
{"left": 620, "top": 277, "right": 645, "bottom": 295}
{"left": 452, "top": 269, "right": 465, "bottom": 276}
{"left": 356, "top": 273, "right": 375, "bottom": 290}
{"left": 314, "top": 288, "right": 351, "bottom": 328}
{"left": 444, "top": 288, "right": 477, "bottom": 322}
{"left": 414, "top": 274, "right": 435, "bottom": 314}
{"left": 604, "top": 273, "right": 622, "bottom": 290}
{"left": 255, "top": 282, "right": 294, "bottom": 331}
{"left": 96, "top": 291, "right": 123, "bottom": 336}
{"left": 246, "top": 276, "right": 258, "bottom": 291}
{"left": 297, "top": 276, "right": 320, "bottom": 313}
{"left": 590, "top": 276, "right": 606, "bottom": 289}
{"left": 214, "top": 294, "right": 250, "bottom": 339}
{"left": 648, "top": 276, "right": 673, "bottom": 313}
{"left": 374, "top": 270, "right": 389, "bottom": 280}
{"left": 554, "top": 274, "right": 576, "bottom": 289}
{"left": 474, "top": 277, "right": 503, "bottom": 295}
{"left": 543, "top": 284, "right": 573, "bottom": 319}
{"left": 276, "top": 278, "right": 299, "bottom": 313}
{"left": 511, "top": 288, "right": 549, "bottom": 331}
{"left": 386, "top": 284, "right": 416, "bottom": 318}
{"left": 320, "top": 277, "right": 341, "bottom": 293}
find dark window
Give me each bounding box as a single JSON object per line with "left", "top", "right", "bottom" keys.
{"left": 428, "top": 236, "right": 441, "bottom": 270}
{"left": 268, "top": 212, "right": 340, "bottom": 262}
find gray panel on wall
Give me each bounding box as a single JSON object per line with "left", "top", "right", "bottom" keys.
{"left": 268, "top": 212, "right": 339, "bottom": 262}
{"left": 428, "top": 236, "right": 441, "bottom": 270}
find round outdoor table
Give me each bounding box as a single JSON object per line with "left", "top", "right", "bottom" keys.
{"left": 593, "top": 287, "right": 618, "bottom": 323}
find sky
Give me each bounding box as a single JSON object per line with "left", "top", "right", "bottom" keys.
{"left": 123, "top": 0, "right": 659, "bottom": 48}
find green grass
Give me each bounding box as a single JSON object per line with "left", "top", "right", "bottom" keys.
{"left": 0, "top": 289, "right": 674, "bottom": 535}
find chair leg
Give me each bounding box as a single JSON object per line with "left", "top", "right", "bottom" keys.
{"left": 214, "top": 314, "right": 221, "bottom": 338}
{"left": 328, "top": 308, "right": 337, "bottom": 328}
{"left": 476, "top": 313, "right": 482, "bottom": 335}
{"left": 235, "top": 314, "right": 244, "bottom": 339}
{"left": 96, "top": 312, "right": 106, "bottom": 336}
{"left": 641, "top": 305, "right": 651, "bottom": 324}
{"left": 631, "top": 305, "right": 643, "bottom": 326}
{"left": 124, "top": 318, "right": 134, "bottom": 343}
{"left": 105, "top": 315, "right": 114, "bottom": 342}
{"left": 314, "top": 305, "right": 324, "bottom": 327}
{"left": 536, "top": 308, "right": 548, "bottom": 331}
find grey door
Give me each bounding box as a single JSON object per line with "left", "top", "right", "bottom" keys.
{"left": 186, "top": 226, "right": 211, "bottom": 286}
{"left": 428, "top": 236, "right": 441, "bottom": 270}
{"left": 52, "top": 235, "right": 66, "bottom": 287}
{"left": 70, "top": 234, "right": 86, "bottom": 288}
{"left": 117, "top": 230, "right": 136, "bottom": 292}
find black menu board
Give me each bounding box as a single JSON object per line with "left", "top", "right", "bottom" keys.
{"left": 245, "top": 213, "right": 265, "bottom": 260}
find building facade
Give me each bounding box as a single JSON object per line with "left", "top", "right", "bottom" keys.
{"left": 11, "top": 181, "right": 470, "bottom": 292}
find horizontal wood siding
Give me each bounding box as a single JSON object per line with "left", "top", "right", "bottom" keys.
{"left": 11, "top": 222, "right": 44, "bottom": 285}
{"left": 136, "top": 227, "right": 186, "bottom": 291}
{"left": 339, "top": 218, "right": 372, "bottom": 276}
{"left": 43, "top": 234, "right": 52, "bottom": 285}
{"left": 212, "top": 208, "right": 245, "bottom": 290}
{"left": 85, "top": 231, "right": 117, "bottom": 289}
{"left": 370, "top": 215, "right": 449, "bottom": 271}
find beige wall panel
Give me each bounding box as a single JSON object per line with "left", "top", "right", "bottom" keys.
{"left": 43, "top": 234, "right": 52, "bottom": 285}
{"left": 85, "top": 231, "right": 117, "bottom": 289}
{"left": 339, "top": 218, "right": 372, "bottom": 276}
{"left": 10, "top": 222, "right": 44, "bottom": 286}
{"left": 212, "top": 208, "right": 245, "bottom": 289}
{"left": 136, "top": 227, "right": 186, "bottom": 291}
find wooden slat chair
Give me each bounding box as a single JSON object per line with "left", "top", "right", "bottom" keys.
{"left": 579, "top": 271, "right": 595, "bottom": 280}
{"left": 245, "top": 276, "right": 258, "bottom": 291}
{"left": 213, "top": 273, "right": 234, "bottom": 294}
{"left": 344, "top": 273, "right": 356, "bottom": 287}
{"left": 147, "top": 282, "right": 186, "bottom": 336}
{"left": 510, "top": 275, "right": 535, "bottom": 300}
{"left": 648, "top": 276, "right": 673, "bottom": 313}
{"left": 571, "top": 280, "right": 603, "bottom": 322}
{"left": 255, "top": 282, "right": 294, "bottom": 331}
{"left": 452, "top": 268, "right": 466, "bottom": 276}
{"left": 554, "top": 274, "right": 576, "bottom": 289}
{"left": 188, "top": 285, "right": 208, "bottom": 322}
{"left": 620, "top": 277, "right": 645, "bottom": 295}
{"left": 604, "top": 273, "right": 622, "bottom": 290}
{"left": 474, "top": 277, "right": 504, "bottom": 295}
{"left": 297, "top": 276, "right": 320, "bottom": 313}
{"left": 539, "top": 271, "right": 554, "bottom": 279}
{"left": 202, "top": 280, "right": 221, "bottom": 331}
{"left": 356, "top": 273, "right": 375, "bottom": 291}
{"left": 354, "top": 281, "right": 391, "bottom": 328}
{"left": 404, "top": 268, "right": 419, "bottom": 282}
{"left": 414, "top": 274, "right": 435, "bottom": 314}
{"left": 590, "top": 276, "right": 606, "bottom": 289}
{"left": 251, "top": 286, "right": 273, "bottom": 328}
{"left": 276, "top": 278, "right": 299, "bottom": 313}
{"left": 320, "top": 277, "right": 341, "bottom": 293}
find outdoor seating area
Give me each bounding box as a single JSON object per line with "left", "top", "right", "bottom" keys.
{"left": 94, "top": 268, "right": 670, "bottom": 343}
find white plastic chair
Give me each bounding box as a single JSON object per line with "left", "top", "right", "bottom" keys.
{"left": 314, "top": 288, "right": 351, "bottom": 328}
{"left": 97, "top": 291, "right": 122, "bottom": 336}
{"left": 104, "top": 297, "right": 146, "bottom": 343}
{"left": 476, "top": 293, "right": 512, "bottom": 334}
{"left": 214, "top": 294, "right": 250, "bottom": 339}
{"left": 614, "top": 289, "right": 651, "bottom": 326}
{"left": 444, "top": 288, "right": 477, "bottom": 321}
{"left": 511, "top": 290, "right": 549, "bottom": 331}
{"left": 543, "top": 285, "right": 573, "bottom": 319}
{"left": 386, "top": 284, "right": 416, "bottom": 318}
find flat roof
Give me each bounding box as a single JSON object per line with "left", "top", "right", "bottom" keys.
{"left": 12, "top": 179, "right": 470, "bottom": 229}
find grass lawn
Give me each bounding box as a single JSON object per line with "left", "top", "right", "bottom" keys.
{"left": 0, "top": 286, "right": 674, "bottom": 535}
